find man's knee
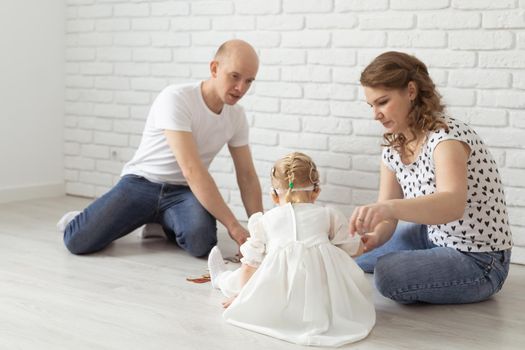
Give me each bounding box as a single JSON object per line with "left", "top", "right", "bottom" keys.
{"left": 64, "top": 234, "right": 92, "bottom": 255}
{"left": 177, "top": 221, "right": 217, "bottom": 257}
{"left": 63, "top": 226, "right": 104, "bottom": 255}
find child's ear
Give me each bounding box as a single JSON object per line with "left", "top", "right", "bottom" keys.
{"left": 311, "top": 187, "right": 321, "bottom": 201}
{"left": 271, "top": 191, "right": 280, "bottom": 204}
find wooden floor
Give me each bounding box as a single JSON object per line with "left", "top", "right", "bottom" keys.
{"left": 1, "top": 196, "right": 523, "bottom": 350}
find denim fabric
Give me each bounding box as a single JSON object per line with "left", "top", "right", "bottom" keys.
{"left": 63, "top": 175, "right": 217, "bottom": 257}
{"left": 356, "top": 222, "right": 511, "bottom": 304}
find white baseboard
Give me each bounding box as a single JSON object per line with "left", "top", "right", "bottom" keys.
{"left": 511, "top": 246, "right": 525, "bottom": 265}
{"left": 0, "top": 183, "right": 65, "bottom": 204}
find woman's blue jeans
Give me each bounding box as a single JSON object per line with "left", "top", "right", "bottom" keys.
{"left": 63, "top": 175, "right": 217, "bottom": 257}
{"left": 356, "top": 222, "right": 511, "bottom": 304}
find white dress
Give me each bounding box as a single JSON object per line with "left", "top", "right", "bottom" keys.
{"left": 219, "top": 203, "right": 376, "bottom": 347}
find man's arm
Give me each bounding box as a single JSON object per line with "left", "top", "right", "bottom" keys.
{"left": 228, "top": 144, "right": 263, "bottom": 217}
{"left": 164, "top": 130, "right": 248, "bottom": 246}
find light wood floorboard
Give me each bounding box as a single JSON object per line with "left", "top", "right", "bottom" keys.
{"left": 1, "top": 196, "right": 523, "bottom": 350}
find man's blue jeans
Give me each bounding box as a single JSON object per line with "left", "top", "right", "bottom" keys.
{"left": 63, "top": 175, "right": 217, "bottom": 257}
{"left": 356, "top": 222, "right": 511, "bottom": 304}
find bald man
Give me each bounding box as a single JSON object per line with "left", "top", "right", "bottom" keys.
{"left": 59, "top": 40, "right": 263, "bottom": 257}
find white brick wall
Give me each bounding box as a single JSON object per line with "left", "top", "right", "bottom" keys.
{"left": 64, "top": 0, "right": 525, "bottom": 262}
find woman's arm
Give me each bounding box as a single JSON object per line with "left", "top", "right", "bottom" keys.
{"left": 350, "top": 160, "right": 403, "bottom": 251}
{"left": 388, "top": 140, "right": 470, "bottom": 223}
{"left": 354, "top": 140, "right": 470, "bottom": 237}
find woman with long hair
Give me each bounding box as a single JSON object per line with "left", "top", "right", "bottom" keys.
{"left": 351, "top": 51, "right": 512, "bottom": 304}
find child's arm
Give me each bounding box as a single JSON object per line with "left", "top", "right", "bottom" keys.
{"left": 351, "top": 239, "right": 365, "bottom": 258}
{"left": 328, "top": 207, "right": 363, "bottom": 257}
{"left": 223, "top": 212, "right": 266, "bottom": 309}
{"left": 337, "top": 238, "right": 364, "bottom": 257}
{"left": 222, "top": 263, "right": 258, "bottom": 308}
{"left": 239, "top": 263, "right": 258, "bottom": 288}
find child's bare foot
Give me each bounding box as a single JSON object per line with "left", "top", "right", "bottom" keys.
{"left": 222, "top": 295, "right": 237, "bottom": 308}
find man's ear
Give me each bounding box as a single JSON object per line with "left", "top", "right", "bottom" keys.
{"left": 210, "top": 60, "right": 219, "bottom": 78}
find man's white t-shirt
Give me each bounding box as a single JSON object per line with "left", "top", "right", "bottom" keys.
{"left": 121, "top": 81, "right": 249, "bottom": 185}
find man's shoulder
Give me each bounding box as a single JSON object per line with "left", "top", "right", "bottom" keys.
{"left": 160, "top": 81, "right": 201, "bottom": 97}
{"left": 152, "top": 81, "right": 202, "bottom": 113}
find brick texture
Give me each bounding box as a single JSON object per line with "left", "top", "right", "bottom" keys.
{"left": 64, "top": 0, "right": 525, "bottom": 250}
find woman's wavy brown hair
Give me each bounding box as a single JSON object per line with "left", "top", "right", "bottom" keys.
{"left": 360, "top": 51, "right": 447, "bottom": 154}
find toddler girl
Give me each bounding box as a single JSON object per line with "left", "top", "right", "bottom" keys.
{"left": 208, "top": 152, "right": 375, "bottom": 347}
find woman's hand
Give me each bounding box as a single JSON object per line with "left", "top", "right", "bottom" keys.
{"left": 349, "top": 201, "right": 395, "bottom": 235}
{"left": 350, "top": 202, "right": 397, "bottom": 253}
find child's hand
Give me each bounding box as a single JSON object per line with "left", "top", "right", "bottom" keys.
{"left": 351, "top": 240, "right": 365, "bottom": 257}
{"left": 360, "top": 229, "right": 392, "bottom": 253}
{"left": 222, "top": 295, "right": 237, "bottom": 309}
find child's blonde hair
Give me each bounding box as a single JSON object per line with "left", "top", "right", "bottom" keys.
{"left": 271, "top": 152, "right": 320, "bottom": 203}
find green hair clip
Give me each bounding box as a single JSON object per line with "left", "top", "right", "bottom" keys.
{"left": 288, "top": 182, "right": 294, "bottom": 189}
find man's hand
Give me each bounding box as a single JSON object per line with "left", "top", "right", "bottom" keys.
{"left": 228, "top": 222, "right": 249, "bottom": 247}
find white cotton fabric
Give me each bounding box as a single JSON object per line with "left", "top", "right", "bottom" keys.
{"left": 219, "top": 203, "right": 376, "bottom": 347}
{"left": 121, "top": 81, "right": 249, "bottom": 185}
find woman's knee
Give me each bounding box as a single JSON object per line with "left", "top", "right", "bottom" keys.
{"left": 355, "top": 253, "right": 376, "bottom": 273}
{"left": 373, "top": 252, "right": 416, "bottom": 302}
